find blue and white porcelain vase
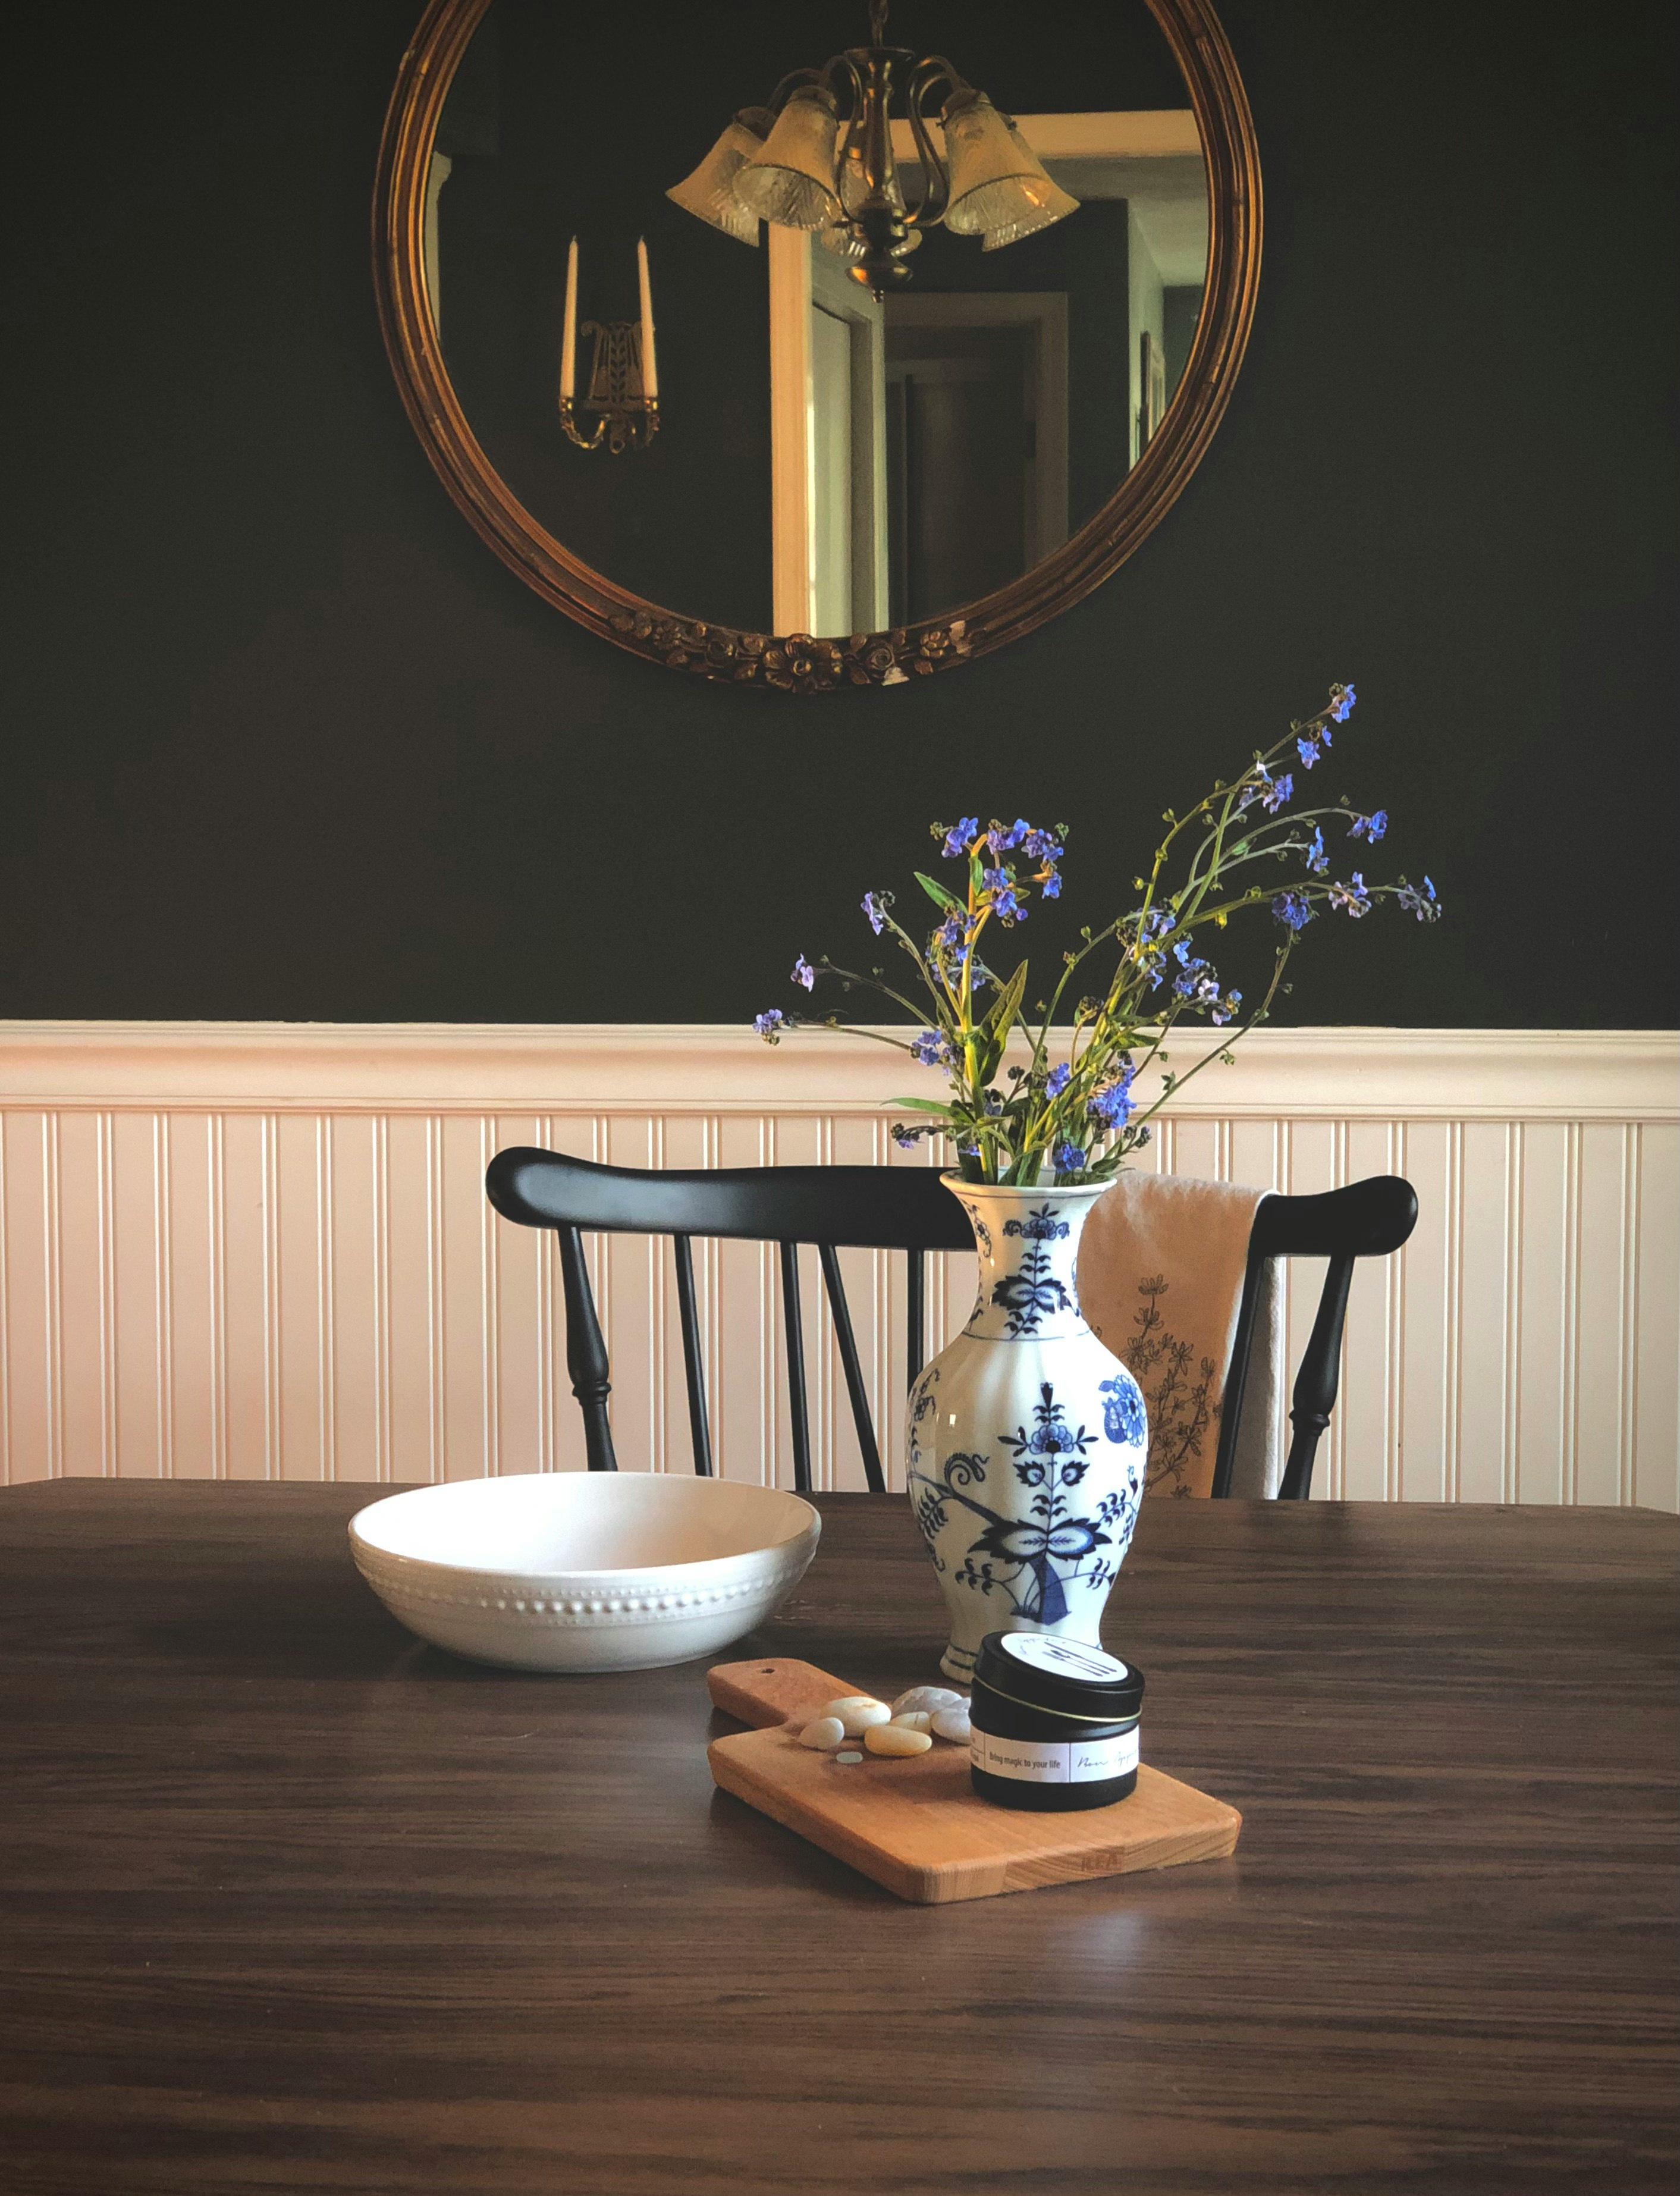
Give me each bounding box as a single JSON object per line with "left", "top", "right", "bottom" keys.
{"left": 907, "top": 1177, "right": 1148, "bottom": 1681}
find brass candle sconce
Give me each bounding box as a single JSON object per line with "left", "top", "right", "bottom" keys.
{"left": 558, "top": 237, "right": 661, "bottom": 453}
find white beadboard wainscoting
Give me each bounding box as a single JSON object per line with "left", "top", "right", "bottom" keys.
{"left": 0, "top": 1023, "right": 1673, "bottom": 1508}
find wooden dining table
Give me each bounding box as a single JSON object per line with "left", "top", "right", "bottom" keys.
{"left": 0, "top": 1480, "right": 1673, "bottom": 2195}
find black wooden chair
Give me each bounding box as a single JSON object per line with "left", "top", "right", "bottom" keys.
{"left": 1210, "top": 1174, "right": 1418, "bottom": 1500}
{"left": 485, "top": 1150, "right": 1417, "bottom": 1502}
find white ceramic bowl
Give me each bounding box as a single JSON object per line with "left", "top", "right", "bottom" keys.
{"left": 348, "top": 1472, "right": 821, "bottom": 1673}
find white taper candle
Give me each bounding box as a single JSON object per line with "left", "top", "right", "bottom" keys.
{"left": 637, "top": 237, "right": 658, "bottom": 402}
{"left": 560, "top": 236, "right": 578, "bottom": 400}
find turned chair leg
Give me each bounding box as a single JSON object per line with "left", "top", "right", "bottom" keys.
{"left": 1279, "top": 1253, "right": 1355, "bottom": 1501}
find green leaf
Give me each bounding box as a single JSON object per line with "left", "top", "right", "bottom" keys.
{"left": 983, "top": 962, "right": 1028, "bottom": 1040}
{"left": 891, "top": 1096, "right": 957, "bottom": 1115}
{"left": 913, "top": 871, "right": 963, "bottom": 913}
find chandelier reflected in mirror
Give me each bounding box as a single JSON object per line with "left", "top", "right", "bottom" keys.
{"left": 667, "top": 0, "right": 1080, "bottom": 296}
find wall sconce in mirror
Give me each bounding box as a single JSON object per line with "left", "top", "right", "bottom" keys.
{"left": 667, "top": 0, "right": 1078, "bottom": 299}
{"left": 558, "top": 237, "right": 661, "bottom": 453}
{"left": 374, "top": 0, "right": 1263, "bottom": 691}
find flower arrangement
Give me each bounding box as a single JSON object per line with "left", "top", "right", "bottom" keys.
{"left": 755, "top": 685, "right": 1441, "bottom": 1186}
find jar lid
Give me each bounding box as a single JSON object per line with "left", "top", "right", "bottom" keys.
{"left": 975, "top": 1630, "right": 1145, "bottom": 1721}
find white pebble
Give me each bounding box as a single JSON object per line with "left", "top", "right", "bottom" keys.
{"left": 835, "top": 1750, "right": 863, "bottom": 1765}
{"left": 891, "top": 1686, "right": 962, "bottom": 1716}
{"left": 822, "top": 1695, "right": 891, "bottom": 1736}
{"left": 864, "top": 1723, "right": 934, "bottom": 1757}
{"left": 888, "top": 1711, "right": 934, "bottom": 1733}
{"left": 799, "top": 1716, "right": 846, "bottom": 1750}
{"left": 931, "top": 1705, "right": 972, "bottom": 1743}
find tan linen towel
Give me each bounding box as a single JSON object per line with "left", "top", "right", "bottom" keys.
{"left": 1078, "top": 1172, "right": 1283, "bottom": 1499}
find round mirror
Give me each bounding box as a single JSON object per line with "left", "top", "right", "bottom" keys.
{"left": 376, "top": 0, "right": 1259, "bottom": 688}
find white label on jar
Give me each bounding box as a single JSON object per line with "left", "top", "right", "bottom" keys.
{"left": 997, "top": 1634, "right": 1131, "bottom": 1684}
{"left": 972, "top": 1725, "right": 1139, "bottom": 1784}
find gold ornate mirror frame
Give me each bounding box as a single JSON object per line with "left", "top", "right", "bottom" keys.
{"left": 373, "top": 0, "right": 1261, "bottom": 691}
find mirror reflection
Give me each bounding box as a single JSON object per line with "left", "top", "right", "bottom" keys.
{"left": 429, "top": 2, "right": 1207, "bottom": 638}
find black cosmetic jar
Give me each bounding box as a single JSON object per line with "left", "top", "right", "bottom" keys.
{"left": 969, "top": 1630, "right": 1145, "bottom": 1811}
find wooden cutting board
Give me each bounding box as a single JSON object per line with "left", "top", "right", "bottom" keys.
{"left": 707, "top": 1657, "right": 1241, "bottom": 1906}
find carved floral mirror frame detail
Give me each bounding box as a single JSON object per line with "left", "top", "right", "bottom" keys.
{"left": 373, "top": 0, "right": 1261, "bottom": 692}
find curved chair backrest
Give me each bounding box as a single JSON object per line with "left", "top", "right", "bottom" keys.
{"left": 486, "top": 1147, "right": 972, "bottom": 1492}
{"left": 1211, "top": 1175, "right": 1419, "bottom": 1501}
{"left": 488, "top": 1148, "right": 1417, "bottom": 1504}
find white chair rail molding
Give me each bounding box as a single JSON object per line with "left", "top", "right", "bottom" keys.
{"left": 0, "top": 1020, "right": 1673, "bottom": 1508}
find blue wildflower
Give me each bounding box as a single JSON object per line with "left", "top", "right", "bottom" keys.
{"left": 1210, "top": 989, "right": 1242, "bottom": 1027}
{"left": 1297, "top": 734, "right": 1322, "bottom": 769}
{"left": 1261, "top": 769, "right": 1294, "bottom": 812}
{"left": 940, "top": 817, "right": 979, "bottom": 859}
{"left": 1329, "top": 684, "right": 1356, "bottom": 722}
{"left": 1305, "top": 826, "right": 1328, "bottom": 874}
{"left": 1136, "top": 907, "right": 1176, "bottom": 945}
{"left": 1051, "top": 1141, "right": 1087, "bottom": 1175}
{"left": 932, "top": 912, "right": 966, "bottom": 955}
{"left": 1088, "top": 1069, "right": 1136, "bottom": 1128}
{"left": 1045, "top": 1064, "right": 1072, "bottom": 1098}
{"left": 1022, "top": 827, "right": 1063, "bottom": 861}
{"left": 1040, "top": 869, "right": 1062, "bottom": 899}
{"left": 891, "top": 1125, "right": 921, "bottom": 1149}
{"left": 990, "top": 819, "right": 1030, "bottom": 852}
{"left": 989, "top": 884, "right": 1026, "bottom": 923}
{"left": 1397, "top": 875, "right": 1441, "bottom": 921}
{"left": 1172, "top": 944, "right": 1214, "bottom": 998}
{"left": 910, "top": 1028, "right": 954, "bottom": 1070}
{"left": 791, "top": 955, "right": 815, "bottom": 991}
{"left": 1329, "top": 873, "right": 1371, "bottom": 917}
{"left": 1348, "top": 809, "right": 1387, "bottom": 842}
{"left": 753, "top": 1009, "right": 787, "bottom": 1041}
{"left": 862, "top": 890, "right": 891, "bottom": 934}
{"left": 1273, "top": 890, "right": 1315, "bottom": 931}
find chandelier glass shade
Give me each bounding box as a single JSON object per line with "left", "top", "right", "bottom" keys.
{"left": 663, "top": 108, "right": 775, "bottom": 247}
{"left": 665, "top": 0, "right": 1080, "bottom": 294}
{"left": 731, "top": 87, "right": 845, "bottom": 230}
{"left": 942, "top": 98, "right": 1081, "bottom": 238}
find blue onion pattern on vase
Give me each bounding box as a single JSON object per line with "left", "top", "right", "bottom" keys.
{"left": 908, "top": 1383, "right": 1141, "bottom": 1630}
{"left": 989, "top": 1206, "right": 1075, "bottom": 1336}
{"left": 1002, "top": 1204, "right": 1071, "bottom": 1244}
{"left": 962, "top": 1209, "right": 994, "bottom": 1260}
{"left": 1098, "top": 1368, "right": 1147, "bottom": 1447}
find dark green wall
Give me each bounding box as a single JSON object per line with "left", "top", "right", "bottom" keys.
{"left": 2, "top": 1, "right": 1674, "bottom": 1027}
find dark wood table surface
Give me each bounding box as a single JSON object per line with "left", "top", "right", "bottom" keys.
{"left": 0, "top": 1482, "right": 1674, "bottom": 2195}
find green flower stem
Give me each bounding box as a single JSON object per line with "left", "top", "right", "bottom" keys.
{"left": 1121, "top": 945, "right": 1293, "bottom": 1143}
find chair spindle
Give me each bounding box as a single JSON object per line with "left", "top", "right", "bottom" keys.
{"left": 1209, "top": 1247, "right": 1266, "bottom": 1501}
{"left": 778, "top": 1241, "right": 813, "bottom": 1492}
{"left": 1279, "top": 1252, "right": 1355, "bottom": 1501}
{"left": 906, "top": 1248, "right": 925, "bottom": 1392}
{"left": 671, "top": 1234, "right": 713, "bottom": 1476}
{"left": 819, "top": 1243, "right": 886, "bottom": 1494}
{"left": 558, "top": 1224, "right": 618, "bottom": 1472}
